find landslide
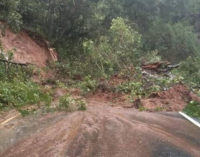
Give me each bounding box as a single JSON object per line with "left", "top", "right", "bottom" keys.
{"left": 137, "top": 84, "right": 193, "bottom": 111}
{"left": 0, "top": 23, "right": 57, "bottom": 67}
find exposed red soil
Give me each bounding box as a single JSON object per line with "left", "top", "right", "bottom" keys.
{"left": 0, "top": 23, "right": 57, "bottom": 67}
{"left": 107, "top": 74, "right": 129, "bottom": 86}
{"left": 88, "top": 91, "right": 130, "bottom": 107}
{"left": 137, "top": 84, "right": 197, "bottom": 111}
{"left": 142, "top": 61, "right": 170, "bottom": 71}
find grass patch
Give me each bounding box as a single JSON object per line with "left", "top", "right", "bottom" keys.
{"left": 58, "top": 94, "right": 87, "bottom": 112}
{"left": 184, "top": 101, "right": 200, "bottom": 119}
{"left": 78, "top": 76, "right": 97, "bottom": 95}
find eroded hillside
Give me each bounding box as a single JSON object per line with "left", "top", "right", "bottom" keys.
{"left": 0, "top": 23, "right": 57, "bottom": 67}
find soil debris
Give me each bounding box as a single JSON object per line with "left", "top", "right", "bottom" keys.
{"left": 133, "top": 84, "right": 199, "bottom": 111}
{"left": 142, "top": 61, "right": 179, "bottom": 73}
{"left": 0, "top": 23, "right": 57, "bottom": 67}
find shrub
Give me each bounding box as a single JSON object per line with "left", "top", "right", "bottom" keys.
{"left": 176, "top": 57, "right": 200, "bottom": 88}
{"left": 48, "top": 62, "right": 70, "bottom": 79}
{"left": 0, "top": 80, "right": 52, "bottom": 110}
{"left": 184, "top": 101, "right": 200, "bottom": 118}
{"left": 58, "top": 94, "right": 87, "bottom": 112}
{"left": 79, "top": 75, "right": 97, "bottom": 95}
{"left": 146, "top": 21, "right": 200, "bottom": 63}
{"left": 0, "top": 49, "right": 34, "bottom": 81}
{"left": 0, "top": 0, "right": 23, "bottom": 32}
{"left": 141, "top": 50, "right": 161, "bottom": 64}
{"left": 7, "top": 11, "right": 23, "bottom": 32}
{"left": 82, "top": 17, "right": 142, "bottom": 77}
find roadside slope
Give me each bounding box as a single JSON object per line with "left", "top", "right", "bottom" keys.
{"left": 0, "top": 24, "right": 57, "bottom": 67}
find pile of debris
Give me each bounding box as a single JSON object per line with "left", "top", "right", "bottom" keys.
{"left": 0, "top": 22, "right": 57, "bottom": 67}
{"left": 142, "top": 61, "right": 179, "bottom": 74}
{"left": 133, "top": 84, "right": 200, "bottom": 112}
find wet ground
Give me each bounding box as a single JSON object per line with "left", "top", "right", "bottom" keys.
{"left": 0, "top": 100, "right": 200, "bottom": 157}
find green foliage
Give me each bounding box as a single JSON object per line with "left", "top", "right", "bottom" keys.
{"left": 139, "top": 106, "right": 147, "bottom": 112}
{"left": 58, "top": 94, "right": 87, "bottom": 112}
{"left": 83, "top": 17, "right": 142, "bottom": 77}
{"left": 146, "top": 22, "right": 200, "bottom": 62}
{"left": 153, "top": 76, "right": 183, "bottom": 90}
{"left": 116, "top": 66, "right": 184, "bottom": 101}
{"left": 48, "top": 62, "right": 70, "bottom": 79}
{"left": 110, "top": 17, "right": 142, "bottom": 65}
{"left": 129, "top": 82, "right": 144, "bottom": 99}
{"left": 7, "top": 11, "right": 23, "bottom": 32}
{"left": 117, "top": 82, "right": 143, "bottom": 94}
{"left": 142, "top": 50, "right": 161, "bottom": 64}
{"left": 154, "top": 107, "right": 164, "bottom": 112}
{"left": 83, "top": 38, "right": 114, "bottom": 76}
{"left": 176, "top": 57, "right": 200, "bottom": 88}
{"left": 0, "top": 50, "right": 34, "bottom": 81}
{"left": 1, "top": 0, "right": 200, "bottom": 63}
{"left": 79, "top": 76, "right": 97, "bottom": 95}
{"left": 55, "top": 80, "right": 67, "bottom": 89}
{"left": 184, "top": 101, "right": 200, "bottom": 118}
{"left": 18, "top": 109, "right": 34, "bottom": 117}
{"left": 0, "top": 0, "right": 23, "bottom": 32}
{"left": 0, "top": 47, "right": 51, "bottom": 114}
{"left": 117, "top": 80, "right": 161, "bottom": 101}
{"left": 0, "top": 80, "right": 51, "bottom": 110}
{"left": 76, "top": 99, "right": 87, "bottom": 111}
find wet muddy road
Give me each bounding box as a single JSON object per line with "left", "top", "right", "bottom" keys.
{"left": 0, "top": 100, "right": 200, "bottom": 157}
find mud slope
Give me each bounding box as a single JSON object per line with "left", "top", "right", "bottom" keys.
{"left": 140, "top": 84, "right": 193, "bottom": 111}
{"left": 0, "top": 100, "right": 200, "bottom": 157}
{"left": 0, "top": 25, "right": 57, "bottom": 67}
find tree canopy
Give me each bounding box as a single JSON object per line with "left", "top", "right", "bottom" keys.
{"left": 1, "top": 0, "right": 200, "bottom": 63}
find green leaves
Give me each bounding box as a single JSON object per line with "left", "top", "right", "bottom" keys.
{"left": 59, "top": 94, "right": 87, "bottom": 112}
{"left": 7, "top": 11, "right": 23, "bottom": 32}
{"left": 82, "top": 17, "right": 142, "bottom": 77}
{"left": 0, "top": 80, "right": 51, "bottom": 110}
{"left": 146, "top": 21, "right": 200, "bottom": 62}
{"left": 184, "top": 101, "right": 200, "bottom": 118}
{"left": 176, "top": 56, "right": 200, "bottom": 88}
{"left": 79, "top": 75, "right": 97, "bottom": 95}
{"left": 1, "top": 0, "right": 200, "bottom": 65}
{"left": 0, "top": 0, "right": 23, "bottom": 32}
{"left": 110, "top": 17, "right": 141, "bottom": 63}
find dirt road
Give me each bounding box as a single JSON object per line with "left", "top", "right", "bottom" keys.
{"left": 0, "top": 100, "right": 200, "bottom": 157}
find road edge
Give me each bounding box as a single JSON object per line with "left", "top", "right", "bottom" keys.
{"left": 179, "top": 112, "right": 200, "bottom": 128}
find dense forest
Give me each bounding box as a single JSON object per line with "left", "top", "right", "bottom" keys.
{"left": 0, "top": 0, "right": 200, "bottom": 117}
{"left": 1, "top": 0, "right": 200, "bottom": 62}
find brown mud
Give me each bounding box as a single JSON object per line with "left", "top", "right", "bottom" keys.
{"left": 137, "top": 84, "right": 199, "bottom": 112}
{"left": 0, "top": 24, "right": 57, "bottom": 67}
{"left": 0, "top": 100, "right": 199, "bottom": 157}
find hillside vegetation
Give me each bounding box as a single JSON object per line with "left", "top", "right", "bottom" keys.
{"left": 0, "top": 0, "right": 200, "bottom": 118}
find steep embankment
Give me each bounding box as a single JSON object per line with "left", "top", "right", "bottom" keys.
{"left": 0, "top": 24, "right": 57, "bottom": 67}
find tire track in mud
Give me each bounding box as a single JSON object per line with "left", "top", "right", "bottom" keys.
{"left": 113, "top": 113, "right": 200, "bottom": 157}
{"left": 0, "top": 112, "right": 85, "bottom": 157}
{"left": 0, "top": 101, "right": 200, "bottom": 157}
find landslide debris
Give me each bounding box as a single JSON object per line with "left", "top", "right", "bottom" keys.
{"left": 133, "top": 84, "right": 200, "bottom": 112}
{"left": 0, "top": 23, "right": 57, "bottom": 67}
